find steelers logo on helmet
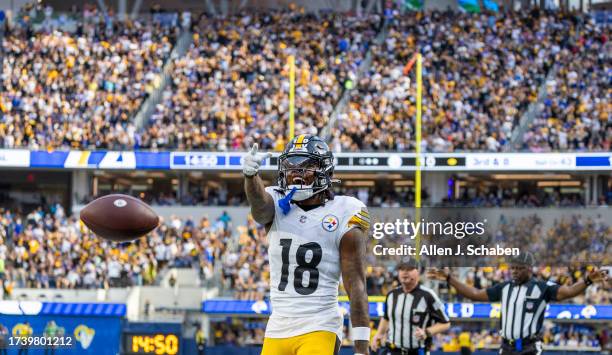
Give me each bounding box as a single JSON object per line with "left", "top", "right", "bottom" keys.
{"left": 278, "top": 134, "right": 335, "bottom": 202}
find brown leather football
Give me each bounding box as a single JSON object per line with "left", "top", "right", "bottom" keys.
{"left": 80, "top": 194, "right": 159, "bottom": 242}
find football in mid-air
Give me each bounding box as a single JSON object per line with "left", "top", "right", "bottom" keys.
{"left": 80, "top": 194, "right": 159, "bottom": 242}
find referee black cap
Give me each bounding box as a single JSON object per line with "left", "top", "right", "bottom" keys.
{"left": 397, "top": 257, "right": 421, "bottom": 271}
{"left": 509, "top": 251, "right": 536, "bottom": 267}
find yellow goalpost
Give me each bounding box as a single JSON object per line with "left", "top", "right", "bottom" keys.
{"left": 288, "top": 55, "right": 296, "bottom": 141}
{"left": 415, "top": 53, "right": 423, "bottom": 260}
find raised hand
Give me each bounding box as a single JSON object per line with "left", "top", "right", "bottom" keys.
{"left": 427, "top": 268, "right": 450, "bottom": 281}
{"left": 587, "top": 268, "right": 610, "bottom": 285}
{"left": 243, "top": 143, "right": 272, "bottom": 177}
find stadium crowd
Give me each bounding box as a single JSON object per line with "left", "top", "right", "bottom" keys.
{"left": 0, "top": 206, "right": 228, "bottom": 293}
{"left": 0, "top": 204, "right": 609, "bottom": 351}
{"left": 0, "top": 5, "right": 178, "bottom": 150}
{"left": 138, "top": 9, "right": 380, "bottom": 150}
{"left": 523, "top": 18, "right": 611, "bottom": 151}
{"left": 332, "top": 10, "right": 607, "bottom": 152}
{"left": 1, "top": 204, "right": 608, "bottom": 305}
{"left": 1, "top": 6, "right": 608, "bottom": 152}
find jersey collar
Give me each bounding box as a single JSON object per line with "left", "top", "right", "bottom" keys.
{"left": 401, "top": 283, "right": 420, "bottom": 294}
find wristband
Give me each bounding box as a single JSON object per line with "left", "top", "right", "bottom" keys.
{"left": 351, "top": 327, "right": 370, "bottom": 341}
{"left": 446, "top": 273, "right": 451, "bottom": 283}
{"left": 425, "top": 328, "right": 432, "bottom": 338}
{"left": 584, "top": 274, "right": 593, "bottom": 286}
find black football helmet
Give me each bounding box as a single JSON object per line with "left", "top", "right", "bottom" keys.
{"left": 277, "top": 134, "right": 335, "bottom": 200}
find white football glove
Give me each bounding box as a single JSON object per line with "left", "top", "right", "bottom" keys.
{"left": 243, "top": 143, "right": 272, "bottom": 177}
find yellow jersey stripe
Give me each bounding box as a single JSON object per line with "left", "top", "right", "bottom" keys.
{"left": 354, "top": 214, "right": 370, "bottom": 223}
{"left": 348, "top": 215, "right": 370, "bottom": 230}
{"left": 351, "top": 214, "right": 370, "bottom": 224}
{"left": 358, "top": 211, "right": 370, "bottom": 219}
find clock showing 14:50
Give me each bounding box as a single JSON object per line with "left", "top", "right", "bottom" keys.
{"left": 126, "top": 333, "right": 179, "bottom": 354}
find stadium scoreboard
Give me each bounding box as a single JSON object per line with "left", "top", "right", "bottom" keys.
{"left": 1, "top": 149, "right": 609, "bottom": 171}
{"left": 124, "top": 333, "right": 180, "bottom": 355}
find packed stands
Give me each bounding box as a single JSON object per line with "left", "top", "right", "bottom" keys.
{"left": 0, "top": 9, "right": 178, "bottom": 150}
{"left": 333, "top": 10, "right": 576, "bottom": 152}
{"left": 0, "top": 206, "right": 226, "bottom": 292}
{"left": 523, "top": 19, "right": 611, "bottom": 152}
{"left": 0, "top": 7, "right": 608, "bottom": 152}
{"left": 139, "top": 10, "right": 381, "bottom": 151}
{"left": 2, "top": 205, "right": 608, "bottom": 304}
{"left": 0, "top": 2, "right": 610, "bottom": 354}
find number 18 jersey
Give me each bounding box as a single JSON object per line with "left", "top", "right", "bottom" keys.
{"left": 263, "top": 186, "right": 370, "bottom": 340}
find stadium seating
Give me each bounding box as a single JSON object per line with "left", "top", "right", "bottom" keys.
{"left": 1, "top": 9, "right": 607, "bottom": 152}
{"left": 0, "top": 207, "right": 223, "bottom": 291}
{"left": 333, "top": 11, "right": 584, "bottom": 152}
{"left": 0, "top": 4, "right": 609, "bottom": 355}
{"left": 2, "top": 206, "right": 608, "bottom": 308}
{"left": 139, "top": 11, "right": 380, "bottom": 150}
{"left": 523, "top": 19, "right": 611, "bottom": 151}
{"left": 0, "top": 16, "right": 177, "bottom": 150}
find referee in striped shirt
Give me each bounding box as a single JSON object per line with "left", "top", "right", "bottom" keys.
{"left": 371, "top": 258, "right": 450, "bottom": 355}
{"left": 428, "top": 252, "right": 609, "bottom": 355}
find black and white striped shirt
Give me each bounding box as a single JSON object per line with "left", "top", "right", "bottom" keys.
{"left": 486, "top": 278, "right": 560, "bottom": 340}
{"left": 383, "top": 285, "right": 450, "bottom": 349}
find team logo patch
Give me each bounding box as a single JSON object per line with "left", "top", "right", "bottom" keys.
{"left": 74, "top": 324, "right": 95, "bottom": 349}
{"left": 412, "top": 314, "right": 421, "bottom": 323}
{"left": 322, "top": 215, "right": 339, "bottom": 232}
{"left": 299, "top": 215, "right": 307, "bottom": 224}
{"left": 525, "top": 301, "right": 535, "bottom": 312}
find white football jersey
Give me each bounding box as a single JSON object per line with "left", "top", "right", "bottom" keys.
{"left": 263, "top": 186, "right": 370, "bottom": 340}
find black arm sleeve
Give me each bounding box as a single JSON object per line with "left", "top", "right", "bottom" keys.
{"left": 543, "top": 281, "right": 560, "bottom": 302}
{"left": 486, "top": 281, "right": 507, "bottom": 302}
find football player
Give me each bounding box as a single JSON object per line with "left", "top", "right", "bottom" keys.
{"left": 243, "top": 134, "right": 371, "bottom": 355}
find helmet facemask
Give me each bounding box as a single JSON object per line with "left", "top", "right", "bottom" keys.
{"left": 278, "top": 153, "right": 333, "bottom": 202}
